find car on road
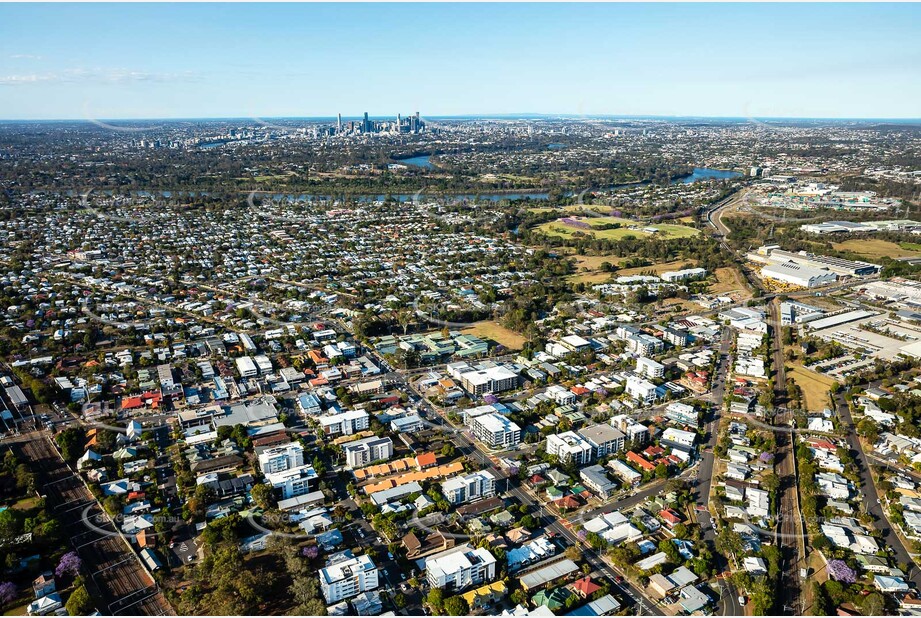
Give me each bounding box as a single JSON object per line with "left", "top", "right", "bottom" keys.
{"left": 738, "top": 596, "right": 746, "bottom": 606}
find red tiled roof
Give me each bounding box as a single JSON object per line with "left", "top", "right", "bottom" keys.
{"left": 571, "top": 577, "right": 601, "bottom": 597}
{"left": 659, "top": 508, "right": 683, "bottom": 524}
{"left": 415, "top": 452, "right": 437, "bottom": 468}
{"left": 120, "top": 396, "right": 143, "bottom": 410}
{"left": 626, "top": 451, "right": 656, "bottom": 472}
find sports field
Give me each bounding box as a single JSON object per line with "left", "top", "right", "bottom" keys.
{"left": 535, "top": 216, "right": 698, "bottom": 241}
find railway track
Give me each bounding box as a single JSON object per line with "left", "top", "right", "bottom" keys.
{"left": 13, "top": 433, "right": 174, "bottom": 616}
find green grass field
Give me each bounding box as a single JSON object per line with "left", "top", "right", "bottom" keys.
{"left": 536, "top": 216, "right": 698, "bottom": 241}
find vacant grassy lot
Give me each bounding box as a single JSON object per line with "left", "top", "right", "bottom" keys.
{"left": 787, "top": 365, "right": 836, "bottom": 412}
{"left": 833, "top": 238, "right": 921, "bottom": 260}
{"left": 460, "top": 321, "right": 527, "bottom": 350}
{"left": 709, "top": 266, "right": 753, "bottom": 299}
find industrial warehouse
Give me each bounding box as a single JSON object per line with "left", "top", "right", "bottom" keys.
{"left": 748, "top": 244, "right": 881, "bottom": 288}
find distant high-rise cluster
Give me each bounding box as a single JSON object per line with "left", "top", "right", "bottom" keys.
{"left": 328, "top": 111, "right": 425, "bottom": 136}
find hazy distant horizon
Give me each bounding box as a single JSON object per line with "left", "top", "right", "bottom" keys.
{"left": 2, "top": 113, "right": 920, "bottom": 125}
{"left": 2, "top": 3, "right": 920, "bottom": 120}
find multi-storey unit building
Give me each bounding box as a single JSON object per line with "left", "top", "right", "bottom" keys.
{"left": 577, "top": 424, "right": 626, "bottom": 458}
{"left": 636, "top": 357, "right": 665, "bottom": 379}
{"left": 265, "top": 464, "right": 318, "bottom": 499}
{"left": 611, "top": 414, "right": 650, "bottom": 446}
{"left": 580, "top": 465, "right": 618, "bottom": 497}
{"left": 469, "top": 412, "right": 521, "bottom": 448}
{"left": 426, "top": 545, "right": 497, "bottom": 591}
{"left": 257, "top": 442, "right": 305, "bottom": 475}
{"left": 626, "top": 375, "right": 659, "bottom": 404}
{"left": 320, "top": 554, "right": 379, "bottom": 603}
{"left": 319, "top": 410, "right": 369, "bottom": 436}
{"left": 457, "top": 366, "right": 519, "bottom": 396}
{"left": 546, "top": 431, "right": 594, "bottom": 465}
{"left": 343, "top": 436, "right": 394, "bottom": 469}
{"left": 441, "top": 470, "right": 497, "bottom": 505}
{"left": 545, "top": 384, "right": 577, "bottom": 406}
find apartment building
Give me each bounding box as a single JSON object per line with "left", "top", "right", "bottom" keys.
{"left": 546, "top": 431, "right": 594, "bottom": 465}
{"left": 235, "top": 355, "right": 258, "bottom": 378}
{"left": 578, "top": 424, "right": 626, "bottom": 458}
{"left": 469, "top": 412, "right": 521, "bottom": 448}
{"left": 664, "top": 402, "right": 698, "bottom": 427}
{"left": 610, "top": 414, "right": 650, "bottom": 446}
{"left": 426, "top": 545, "right": 497, "bottom": 591}
{"left": 441, "top": 470, "right": 497, "bottom": 505}
{"left": 320, "top": 554, "right": 379, "bottom": 603}
{"left": 265, "top": 464, "right": 319, "bottom": 499}
{"left": 257, "top": 442, "right": 305, "bottom": 475}
{"left": 636, "top": 357, "right": 665, "bottom": 379}
{"left": 626, "top": 375, "right": 659, "bottom": 404}
{"left": 319, "top": 409, "right": 370, "bottom": 436}
{"left": 343, "top": 436, "right": 394, "bottom": 469}
{"left": 546, "top": 384, "right": 577, "bottom": 406}
{"left": 457, "top": 366, "right": 519, "bottom": 396}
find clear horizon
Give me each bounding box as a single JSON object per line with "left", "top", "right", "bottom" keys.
{"left": 1, "top": 3, "right": 920, "bottom": 121}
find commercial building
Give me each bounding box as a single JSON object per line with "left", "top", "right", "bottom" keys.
{"left": 751, "top": 245, "right": 880, "bottom": 277}
{"left": 660, "top": 268, "right": 707, "bottom": 283}
{"left": 426, "top": 545, "right": 497, "bottom": 591}
{"left": 343, "top": 436, "right": 394, "bottom": 469}
{"left": 761, "top": 262, "right": 837, "bottom": 288}
{"left": 320, "top": 554, "right": 380, "bottom": 603}
{"left": 780, "top": 300, "right": 825, "bottom": 325}
{"left": 441, "top": 470, "right": 497, "bottom": 505}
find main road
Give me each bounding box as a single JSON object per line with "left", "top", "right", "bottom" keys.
{"left": 398, "top": 374, "right": 664, "bottom": 616}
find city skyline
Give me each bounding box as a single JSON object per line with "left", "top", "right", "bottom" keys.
{"left": 1, "top": 3, "right": 920, "bottom": 120}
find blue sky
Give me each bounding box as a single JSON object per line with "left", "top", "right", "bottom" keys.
{"left": 1, "top": 3, "right": 919, "bottom": 120}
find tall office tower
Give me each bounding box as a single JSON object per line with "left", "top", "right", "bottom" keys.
{"left": 363, "top": 112, "right": 369, "bottom": 133}
{"left": 337, "top": 113, "right": 342, "bottom": 133}
{"left": 415, "top": 111, "right": 421, "bottom": 132}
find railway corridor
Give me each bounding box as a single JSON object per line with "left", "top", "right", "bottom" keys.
{"left": 14, "top": 433, "right": 174, "bottom": 616}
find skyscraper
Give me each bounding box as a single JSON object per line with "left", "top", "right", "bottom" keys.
{"left": 337, "top": 113, "right": 342, "bottom": 133}
{"left": 363, "top": 112, "right": 370, "bottom": 133}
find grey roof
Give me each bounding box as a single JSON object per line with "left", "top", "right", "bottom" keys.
{"left": 520, "top": 558, "right": 579, "bottom": 590}
{"left": 578, "top": 423, "right": 625, "bottom": 446}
